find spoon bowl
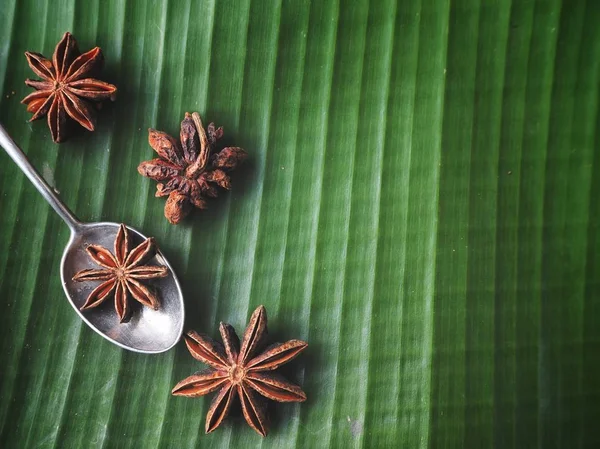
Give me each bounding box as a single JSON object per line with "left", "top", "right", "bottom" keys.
{"left": 0, "top": 125, "right": 185, "bottom": 353}
{"left": 62, "top": 222, "right": 184, "bottom": 353}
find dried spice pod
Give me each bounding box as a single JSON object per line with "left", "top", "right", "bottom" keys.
{"left": 21, "top": 32, "right": 117, "bottom": 143}
{"left": 172, "top": 305, "right": 307, "bottom": 437}
{"left": 138, "top": 112, "right": 247, "bottom": 224}
{"left": 72, "top": 224, "right": 168, "bottom": 323}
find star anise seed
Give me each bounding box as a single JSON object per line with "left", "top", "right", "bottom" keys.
{"left": 21, "top": 31, "right": 117, "bottom": 143}
{"left": 138, "top": 112, "right": 247, "bottom": 224}
{"left": 72, "top": 224, "right": 168, "bottom": 323}
{"left": 172, "top": 305, "right": 307, "bottom": 437}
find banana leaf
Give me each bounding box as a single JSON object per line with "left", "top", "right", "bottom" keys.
{"left": 0, "top": 0, "right": 599, "bottom": 447}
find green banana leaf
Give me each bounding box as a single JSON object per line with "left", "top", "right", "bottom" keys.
{"left": 1, "top": 0, "right": 599, "bottom": 447}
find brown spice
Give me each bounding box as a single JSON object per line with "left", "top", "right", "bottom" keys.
{"left": 72, "top": 224, "right": 168, "bottom": 323}
{"left": 21, "top": 32, "right": 117, "bottom": 143}
{"left": 172, "top": 305, "right": 307, "bottom": 437}
{"left": 138, "top": 112, "right": 247, "bottom": 224}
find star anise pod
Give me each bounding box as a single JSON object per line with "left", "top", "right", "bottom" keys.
{"left": 21, "top": 31, "right": 117, "bottom": 143}
{"left": 172, "top": 305, "right": 307, "bottom": 436}
{"left": 72, "top": 224, "right": 168, "bottom": 323}
{"left": 137, "top": 112, "right": 247, "bottom": 224}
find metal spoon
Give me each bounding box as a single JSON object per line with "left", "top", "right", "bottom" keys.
{"left": 0, "top": 125, "right": 184, "bottom": 353}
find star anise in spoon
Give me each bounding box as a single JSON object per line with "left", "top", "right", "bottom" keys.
{"left": 172, "top": 305, "right": 307, "bottom": 436}
{"left": 72, "top": 224, "right": 168, "bottom": 323}
{"left": 21, "top": 31, "right": 117, "bottom": 143}
{"left": 137, "top": 112, "right": 247, "bottom": 224}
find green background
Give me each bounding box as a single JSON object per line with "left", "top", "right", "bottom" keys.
{"left": 1, "top": 0, "right": 599, "bottom": 447}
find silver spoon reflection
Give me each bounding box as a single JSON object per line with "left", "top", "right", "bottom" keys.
{"left": 0, "top": 125, "right": 184, "bottom": 353}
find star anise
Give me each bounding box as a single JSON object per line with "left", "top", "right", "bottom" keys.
{"left": 172, "top": 305, "right": 307, "bottom": 436}
{"left": 21, "top": 31, "right": 117, "bottom": 143}
{"left": 72, "top": 224, "right": 168, "bottom": 323}
{"left": 137, "top": 112, "right": 247, "bottom": 224}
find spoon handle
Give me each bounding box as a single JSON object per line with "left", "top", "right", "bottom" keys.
{"left": 0, "top": 124, "right": 82, "bottom": 232}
